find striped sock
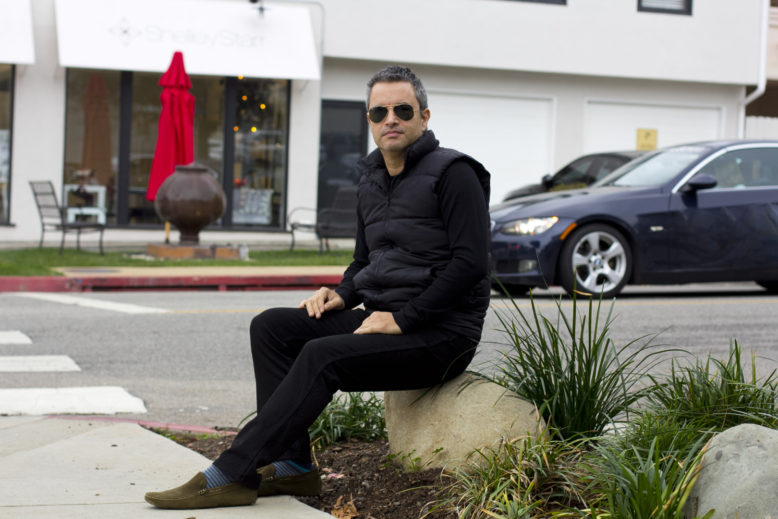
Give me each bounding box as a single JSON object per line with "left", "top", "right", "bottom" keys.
{"left": 203, "top": 464, "right": 232, "bottom": 489}
{"left": 272, "top": 460, "right": 313, "bottom": 478}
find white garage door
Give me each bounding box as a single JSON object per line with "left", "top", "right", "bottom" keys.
{"left": 583, "top": 100, "right": 723, "bottom": 153}
{"left": 425, "top": 91, "right": 554, "bottom": 205}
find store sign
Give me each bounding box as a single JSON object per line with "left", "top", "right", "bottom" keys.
{"left": 54, "top": 0, "right": 319, "bottom": 80}
{"left": 0, "top": 0, "right": 35, "bottom": 64}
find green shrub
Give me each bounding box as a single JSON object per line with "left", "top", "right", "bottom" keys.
{"left": 645, "top": 340, "right": 778, "bottom": 431}
{"left": 488, "top": 290, "right": 670, "bottom": 440}
{"left": 610, "top": 410, "right": 709, "bottom": 471}
{"left": 586, "top": 434, "right": 713, "bottom": 519}
{"left": 431, "top": 433, "right": 589, "bottom": 519}
{"left": 308, "top": 391, "right": 386, "bottom": 450}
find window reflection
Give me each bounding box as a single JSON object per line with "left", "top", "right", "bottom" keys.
{"left": 318, "top": 100, "right": 366, "bottom": 210}
{"left": 64, "top": 70, "right": 120, "bottom": 224}
{"left": 232, "top": 78, "right": 288, "bottom": 226}
{"left": 0, "top": 65, "right": 12, "bottom": 223}
{"left": 130, "top": 72, "right": 225, "bottom": 225}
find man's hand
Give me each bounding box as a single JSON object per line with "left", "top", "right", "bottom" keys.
{"left": 353, "top": 311, "right": 402, "bottom": 335}
{"left": 298, "top": 287, "right": 345, "bottom": 319}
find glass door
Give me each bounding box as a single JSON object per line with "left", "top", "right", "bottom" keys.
{"left": 317, "top": 100, "right": 368, "bottom": 210}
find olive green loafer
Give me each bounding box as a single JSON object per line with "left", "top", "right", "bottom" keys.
{"left": 144, "top": 472, "right": 257, "bottom": 509}
{"left": 257, "top": 464, "right": 322, "bottom": 497}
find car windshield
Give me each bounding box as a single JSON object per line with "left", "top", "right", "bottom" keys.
{"left": 599, "top": 147, "right": 708, "bottom": 187}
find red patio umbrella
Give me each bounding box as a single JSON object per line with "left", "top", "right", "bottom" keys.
{"left": 146, "top": 51, "right": 195, "bottom": 201}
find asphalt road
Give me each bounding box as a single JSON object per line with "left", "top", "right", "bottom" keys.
{"left": 1, "top": 282, "right": 776, "bottom": 428}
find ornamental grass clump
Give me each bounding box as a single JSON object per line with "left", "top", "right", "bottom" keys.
{"left": 429, "top": 433, "right": 590, "bottom": 519}
{"left": 645, "top": 340, "right": 778, "bottom": 431}
{"left": 488, "top": 289, "right": 670, "bottom": 440}
{"left": 586, "top": 433, "right": 714, "bottom": 519}
{"left": 308, "top": 391, "right": 386, "bottom": 449}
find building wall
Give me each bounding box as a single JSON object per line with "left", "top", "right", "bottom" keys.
{"left": 3, "top": 0, "right": 325, "bottom": 248}
{"left": 320, "top": 0, "right": 763, "bottom": 85}
{"left": 0, "top": 0, "right": 767, "bottom": 247}
{"left": 8, "top": 0, "right": 65, "bottom": 243}
{"left": 323, "top": 59, "right": 744, "bottom": 202}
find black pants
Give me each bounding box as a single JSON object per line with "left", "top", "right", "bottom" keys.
{"left": 213, "top": 307, "right": 477, "bottom": 487}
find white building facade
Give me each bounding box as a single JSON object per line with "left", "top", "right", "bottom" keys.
{"left": 0, "top": 0, "right": 769, "bottom": 248}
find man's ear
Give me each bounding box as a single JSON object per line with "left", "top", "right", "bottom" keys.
{"left": 421, "top": 108, "right": 431, "bottom": 130}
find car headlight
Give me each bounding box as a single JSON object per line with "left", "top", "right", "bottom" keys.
{"left": 499, "top": 216, "right": 559, "bottom": 235}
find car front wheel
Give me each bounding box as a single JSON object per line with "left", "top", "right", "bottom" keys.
{"left": 558, "top": 224, "right": 632, "bottom": 299}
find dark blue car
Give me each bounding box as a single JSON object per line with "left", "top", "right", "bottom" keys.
{"left": 490, "top": 140, "right": 778, "bottom": 298}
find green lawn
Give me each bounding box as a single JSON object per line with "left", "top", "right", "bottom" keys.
{"left": 0, "top": 248, "right": 353, "bottom": 276}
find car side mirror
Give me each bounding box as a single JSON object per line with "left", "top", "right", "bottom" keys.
{"left": 541, "top": 174, "right": 553, "bottom": 186}
{"left": 683, "top": 174, "right": 718, "bottom": 192}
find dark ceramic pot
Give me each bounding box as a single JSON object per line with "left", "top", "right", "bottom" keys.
{"left": 154, "top": 163, "right": 226, "bottom": 244}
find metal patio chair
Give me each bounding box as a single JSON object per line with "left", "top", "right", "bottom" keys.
{"left": 287, "top": 185, "right": 358, "bottom": 253}
{"left": 29, "top": 181, "right": 105, "bottom": 255}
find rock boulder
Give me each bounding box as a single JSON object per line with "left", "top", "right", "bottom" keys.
{"left": 384, "top": 373, "right": 544, "bottom": 471}
{"left": 685, "top": 423, "right": 778, "bottom": 518}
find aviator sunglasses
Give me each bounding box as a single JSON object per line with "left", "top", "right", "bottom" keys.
{"left": 367, "top": 103, "right": 415, "bottom": 123}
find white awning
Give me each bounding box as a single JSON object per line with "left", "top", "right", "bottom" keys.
{"left": 54, "top": 0, "right": 320, "bottom": 80}
{"left": 0, "top": 0, "right": 35, "bottom": 64}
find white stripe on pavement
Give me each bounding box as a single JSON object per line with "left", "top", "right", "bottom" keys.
{"left": 0, "top": 331, "right": 32, "bottom": 344}
{"left": 0, "top": 355, "right": 81, "bottom": 372}
{"left": 12, "top": 293, "right": 169, "bottom": 314}
{"left": 0, "top": 386, "right": 147, "bottom": 415}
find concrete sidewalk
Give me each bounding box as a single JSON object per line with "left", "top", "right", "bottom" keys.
{"left": 0, "top": 416, "right": 330, "bottom": 518}
{"left": 0, "top": 266, "right": 346, "bottom": 292}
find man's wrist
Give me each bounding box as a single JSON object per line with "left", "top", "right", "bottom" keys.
{"left": 392, "top": 311, "right": 411, "bottom": 334}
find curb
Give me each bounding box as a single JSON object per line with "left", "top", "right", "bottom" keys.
{"left": 47, "top": 415, "right": 237, "bottom": 436}
{"left": 0, "top": 274, "right": 343, "bottom": 292}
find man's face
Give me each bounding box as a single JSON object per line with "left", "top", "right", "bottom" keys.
{"left": 367, "top": 81, "right": 430, "bottom": 157}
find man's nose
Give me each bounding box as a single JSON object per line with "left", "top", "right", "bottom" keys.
{"left": 384, "top": 108, "right": 400, "bottom": 124}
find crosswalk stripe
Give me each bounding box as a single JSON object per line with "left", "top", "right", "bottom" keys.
{"left": 0, "top": 355, "right": 80, "bottom": 372}
{"left": 0, "top": 331, "right": 33, "bottom": 344}
{"left": 12, "top": 293, "right": 169, "bottom": 314}
{"left": 0, "top": 386, "right": 147, "bottom": 415}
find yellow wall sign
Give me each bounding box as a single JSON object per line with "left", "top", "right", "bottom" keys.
{"left": 636, "top": 129, "right": 658, "bottom": 150}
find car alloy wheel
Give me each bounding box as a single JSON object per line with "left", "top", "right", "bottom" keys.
{"left": 558, "top": 224, "right": 631, "bottom": 299}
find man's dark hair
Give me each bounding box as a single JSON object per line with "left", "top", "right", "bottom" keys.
{"left": 366, "top": 66, "right": 428, "bottom": 111}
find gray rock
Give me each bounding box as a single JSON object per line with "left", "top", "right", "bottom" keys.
{"left": 685, "top": 423, "right": 778, "bottom": 519}
{"left": 384, "top": 373, "right": 545, "bottom": 471}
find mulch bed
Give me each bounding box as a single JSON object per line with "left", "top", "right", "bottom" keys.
{"left": 181, "top": 434, "right": 457, "bottom": 519}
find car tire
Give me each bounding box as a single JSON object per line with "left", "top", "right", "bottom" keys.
{"left": 558, "top": 224, "right": 632, "bottom": 299}
{"left": 492, "top": 283, "right": 530, "bottom": 298}
{"left": 757, "top": 281, "right": 778, "bottom": 293}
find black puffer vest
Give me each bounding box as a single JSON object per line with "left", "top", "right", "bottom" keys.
{"left": 353, "top": 131, "right": 491, "bottom": 338}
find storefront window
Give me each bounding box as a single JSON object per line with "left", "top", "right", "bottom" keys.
{"left": 0, "top": 65, "right": 14, "bottom": 224}
{"left": 232, "top": 78, "right": 289, "bottom": 227}
{"left": 64, "top": 69, "right": 291, "bottom": 230}
{"left": 64, "top": 70, "right": 120, "bottom": 224}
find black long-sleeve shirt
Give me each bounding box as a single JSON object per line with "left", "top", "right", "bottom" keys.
{"left": 335, "top": 160, "right": 490, "bottom": 333}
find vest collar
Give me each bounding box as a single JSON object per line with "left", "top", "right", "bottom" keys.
{"left": 361, "top": 130, "right": 440, "bottom": 176}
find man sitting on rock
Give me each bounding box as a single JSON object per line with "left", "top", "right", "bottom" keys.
{"left": 144, "top": 65, "right": 492, "bottom": 510}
